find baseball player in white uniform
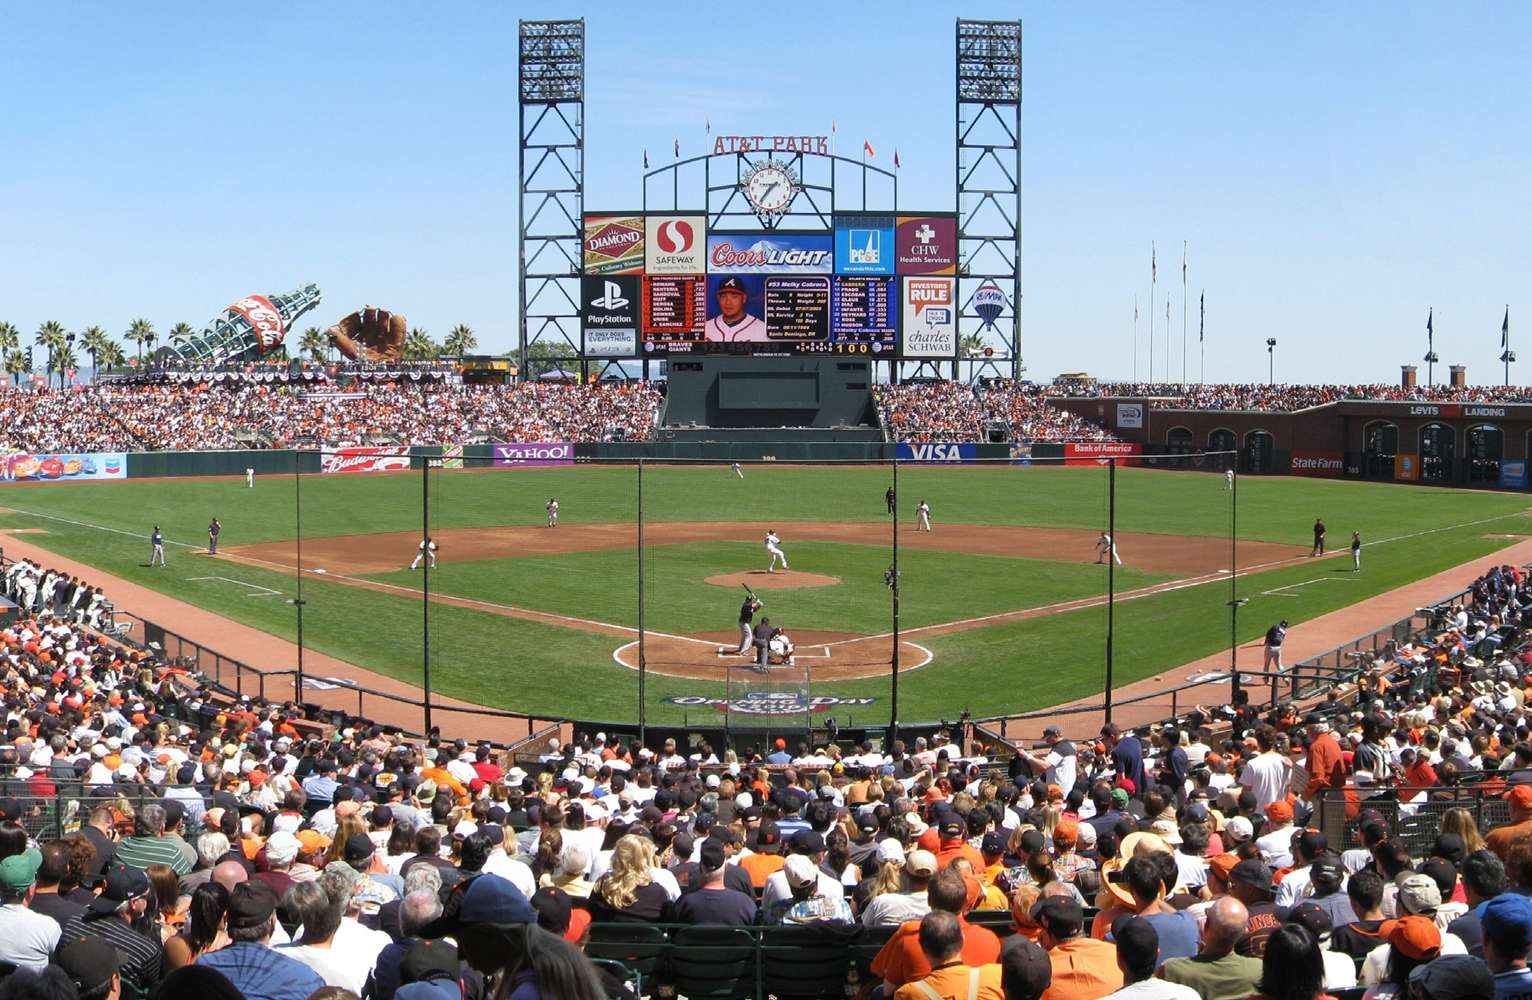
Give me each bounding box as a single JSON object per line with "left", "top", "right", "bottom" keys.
{"left": 704, "top": 277, "right": 768, "bottom": 342}
{"left": 1225, "top": 469, "right": 1234, "bottom": 491}
{"left": 410, "top": 537, "right": 438, "bottom": 570}
{"left": 731, "top": 462, "right": 744, "bottom": 479}
{"left": 546, "top": 498, "right": 559, "bottom": 527}
{"left": 246, "top": 467, "right": 255, "bottom": 488}
{"left": 916, "top": 500, "right": 932, "bottom": 531}
{"left": 764, "top": 530, "right": 789, "bottom": 573}
{"left": 1095, "top": 532, "right": 1121, "bottom": 566}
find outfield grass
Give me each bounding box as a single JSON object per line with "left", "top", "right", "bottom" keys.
{"left": 0, "top": 464, "right": 1527, "bottom": 725}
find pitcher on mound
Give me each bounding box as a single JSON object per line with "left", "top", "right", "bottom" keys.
{"left": 765, "top": 530, "right": 789, "bottom": 573}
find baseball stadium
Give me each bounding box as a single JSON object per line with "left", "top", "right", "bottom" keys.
{"left": 1, "top": 11, "right": 1530, "bottom": 1000}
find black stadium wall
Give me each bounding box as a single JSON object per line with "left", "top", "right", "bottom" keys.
{"left": 1050, "top": 397, "right": 1532, "bottom": 489}
{"left": 661, "top": 357, "right": 878, "bottom": 429}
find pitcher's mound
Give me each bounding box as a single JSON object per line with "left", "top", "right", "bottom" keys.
{"left": 704, "top": 570, "right": 840, "bottom": 590}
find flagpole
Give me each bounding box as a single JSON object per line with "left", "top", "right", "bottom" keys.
{"left": 1166, "top": 300, "right": 1171, "bottom": 383}
{"left": 1181, "top": 241, "right": 1188, "bottom": 386}
{"left": 1133, "top": 296, "right": 1139, "bottom": 382}
{"left": 1149, "top": 242, "right": 1156, "bottom": 385}
{"left": 1199, "top": 290, "right": 1205, "bottom": 385}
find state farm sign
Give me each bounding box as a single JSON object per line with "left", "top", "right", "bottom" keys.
{"left": 1290, "top": 450, "right": 1345, "bottom": 478}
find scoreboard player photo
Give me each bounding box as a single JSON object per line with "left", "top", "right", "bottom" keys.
{"left": 704, "top": 275, "right": 767, "bottom": 342}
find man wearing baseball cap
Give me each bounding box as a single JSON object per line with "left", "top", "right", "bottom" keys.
{"left": 705, "top": 276, "right": 767, "bottom": 342}
{"left": 862, "top": 849, "right": 938, "bottom": 928}
{"left": 55, "top": 936, "right": 122, "bottom": 1000}
{"left": 1015, "top": 725, "right": 1077, "bottom": 793}
{"left": 1489, "top": 784, "right": 1532, "bottom": 861}
{"left": 1032, "top": 894, "right": 1123, "bottom": 999}
{"left": 0, "top": 848, "right": 59, "bottom": 972}
{"left": 62, "top": 863, "right": 165, "bottom": 997}
{"left": 1482, "top": 892, "right": 1532, "bottom": 996}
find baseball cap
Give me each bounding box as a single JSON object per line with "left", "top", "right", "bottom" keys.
{"left": 1209, "top": 853, "right": 1240, "bottom": 884}
{"left": 54, "top": 937, "right": 120, "bottom": 995}
{"left": 1482, "top": 893, "right": 1532, "bottom": 951}
{"left": 753, "top": 820, "right": 782, "bottom": 853}
{"left": 89, "top": 863, "right": 151, "bottom": 914}
{"left": 876, "top": 839, "right": 906, "bottom": 865}
{"left": 529, "top": 885, "right": 578, "bottom": 940}
{"left": 1111, "top": 788, "right": 1130, "bottom": 807}
{"left": 1265, "top": 800, "right": 1293, "bottom": 823}
{"left": 717, "top": 276, "right": 747, "bottom": 293}
{"left": 226, "top": 880, "right": 279, "bottom": 931}
{"left": 699, "top": 840, "right": 727, "bottom": 873}
{"left": 1419, "top": 857, "right": 1459, "bottom": 898}
{"left": 906, "top": 849, "right": 937, "bottom": 877}
{"left": 783, "top": 854, "right": 818, "bottom": 890}
{"left": 401, "top": 939, "right": 459, "bottom": 984}
{"left": 1223, "top": 816, "right": 1253, "bottom": 843}
{"left": 0, "top": 848, "right": 42, "bottom": 893}
{"left": 1382, "top": 914, "right": 1442, "bottom": 961}
{"left": 1148, "top": 819, "right": 1182, "bottom": 845}
{"left": 981, "top": 831, "right": 1008, "bottom": 856}
{"left": 1030, "top": 895, "right": 1085, "bottom": 937}
{"left": 1042, "top": 725, "right": 1064, "bottom": 739}
{"left": 999, "top": 936, "right": 1052, "bottom": 998}
{"left": 790, "top": 830, "right": 825, "bottom": 855}
{"left": 1397, "top": 873, "right": 1443, "bottom": 915}
{"left": 1407, "top": 955, "right": 1496, "bottom": 1000}
{"left": 1506, "top": 785, "right": 1532, "bottom": 809}
{"left": 1285, "top": 901, "right": 1333, "bottom": 940}
{"left": 1431, "top": 833, "right": 1468, "bottom": 866}
{"left": 1229, "top": 859, "right": 1276, "bottom": 893}
{"left": 939, "top": 816, "right": 964, "bottom": 838}
{"left": 344, "top": 833, "right": 376, "bottom": 863}
{"left": 420, "top": 874, "right": 536, "bottom": 937}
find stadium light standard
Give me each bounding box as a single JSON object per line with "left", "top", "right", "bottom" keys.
{"left": 1266, "top": 338, "right": 1277, "bottom": 385}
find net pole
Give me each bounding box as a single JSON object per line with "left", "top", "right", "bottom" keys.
{"left": 1104, "top": 458, "right": 1116, "bottom": 725}
{"left": 422, "top": 453, "right": 433, "bottom": 735}
{"left": 1230, "top": 461, "right": 1242, "bottom": 703}
{"left": 293, "top": 457, "right": 305, "bottom": 705}
{"left": 889, "top": 453, "right": 900, "bottom": 747}
{"left": 637, "top": 459, "right": 647, "bottom": 747}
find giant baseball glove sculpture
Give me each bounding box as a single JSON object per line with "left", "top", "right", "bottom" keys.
{"left": 328, "top": 306, "right": 408, "bottom": 362}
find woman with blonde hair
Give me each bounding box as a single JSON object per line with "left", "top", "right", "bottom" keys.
{"left": 322, "top": 814, "right": 368, "bottom": 868}
{"left": 864, "top": 840, "right": 907, "bottom": 905}
{"left": 1440, "top": 807, "right": 1487, "bottom": 855}
{"left": 590, "top": 834, "right": 669, "bottom": 922}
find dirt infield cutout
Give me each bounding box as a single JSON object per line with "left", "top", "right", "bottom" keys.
{"left": 703, "top": 570, "right": 840, "bottom": 590}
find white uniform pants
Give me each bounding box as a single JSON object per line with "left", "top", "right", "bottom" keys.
{"left": 767, "top": 546, "right": 788, "bottom": 571}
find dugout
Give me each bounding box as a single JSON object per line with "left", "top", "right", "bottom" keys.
{"left": 660, "top": 356, "right": 877, "bottom": 430}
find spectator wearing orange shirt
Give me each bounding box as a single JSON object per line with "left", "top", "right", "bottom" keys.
{"left": 1399, "top": 747, "right": 1439, "bottom": 788}
{"left": 1487, "top": 785, "right": 1532, "bottom": 862}
{"left": 934, "top": 815, "right": 983, "bottom": 872}
{"left": 1034, "top": 894, "right": 1123, "bottom": 1000}
{"left": 873, "top": 868, "right": 1001, "bottom": 994}
{"left": 1302, "top": 716, "right": 1347, "bottom": 801}
{"left": 740, "top": 820, "right": 785, "bottom": 888}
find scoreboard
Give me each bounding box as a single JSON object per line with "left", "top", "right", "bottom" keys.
{"left": 581, "top": 210, "right": 958, "bottom": 358}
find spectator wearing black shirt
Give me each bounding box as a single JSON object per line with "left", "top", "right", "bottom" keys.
{"left": 672, "top": 841, "right": 757, "bottom": 927}
{"left": 1330, "top": 870, "right": 1387, "bottom": 969}
{"left": 1453, "top": 850, "right": 1507, "bottom": 959}
{"left": 1102, "top": 725, "right": 1146, "bottom": 794}
{"left": 27, "top": 842, "right": 84, "bottom": 929}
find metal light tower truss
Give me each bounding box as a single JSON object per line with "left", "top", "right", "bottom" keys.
{"left": 955, "top": 18, "right": 1022, "bottom": 382}
{"left": 518, "top": 20, "right": 586, "bottom": 380}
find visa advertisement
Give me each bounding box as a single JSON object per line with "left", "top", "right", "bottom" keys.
{"left": 895, "top": 442, "right": 977, "bottom": 463}
{"left": 2, "top": 451, "right": 127, "bottom": 482}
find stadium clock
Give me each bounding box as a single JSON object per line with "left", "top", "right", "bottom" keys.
{"left": 741, "top": 160, "right": 799, "bottom": 218}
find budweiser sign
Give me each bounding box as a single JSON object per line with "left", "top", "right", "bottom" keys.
{"left": 225, "top": 295, "right": 286, "bottom": 354}
{"left": 321, "top": 447, "right": 412, "bottom": 474}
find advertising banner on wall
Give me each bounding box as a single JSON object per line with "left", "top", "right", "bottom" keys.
{"left": 2, "top": 451, "right": 127, "bottom": 482}
{"left": 901, "top": 277, "right": 956, "bottom": 357}
{"left": 1290, "top": 450, "right": 1345, "bottom": 477}
{"left": 895, "top": 215, "right": 958, "bottom": 275}
{"left": 493, "top": 443, "right": 574, "bottom": 467}
{"left": 1063, "top": 441, "right": 1143, "bottom": 466}
{"left": 1502, "top": 459, "right": 1528, "bottom": 489}
{"left": 834, "top": 215, "right": 896, "bottom": 275}
{"left": 895, "top": 442, "right": 977, "bottom": 463}
{"left": 583, "top": 215, "right": 645, "bottom": 275}
{"left": 321, "top": 447, "right": 412, "bottom": 474}
{"left": 1115, "top": 403, "right": 1144, "bottom": 429}
{"left": 644, "top": 215, "right": 705, "bottom": 274}
{"left": 582, "top": 275, "right": 640, "bottom": 356}
{"left": 1394, "top": 453, "right": 1419, "bottom": 481}
{"left": 706, "top": 234, "right": 832, "bottom": 274}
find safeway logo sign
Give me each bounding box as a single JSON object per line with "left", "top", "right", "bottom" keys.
{"left": 645, "top": 215, "right": 706, "bottom": 274}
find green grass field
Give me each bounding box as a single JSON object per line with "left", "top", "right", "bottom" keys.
{"left": 1, "top": 462, "right": 1527, "bottom": 727}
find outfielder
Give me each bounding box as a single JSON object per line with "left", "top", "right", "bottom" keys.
{"left": 149, "top": 526, "right": 166, "bottom": 567}
{"left": 546, "top": 498, "right": 559, "bottom": 528}
{"left": 246, "top": 467, "right": 255, "bottom": 488}
{"left": 915, "top": 500, "right": 932, "bottom": 532}
{"left": 736, "top": 592, "right": 763, "bottom": 655}
{"left": 1351, "top": 531, "right": 1362, "bottom": 571}
{"left": 765, "top": 530, "right": 789, "bottom": 573}
{"left": 1095, "top": 531, "right": 1121, "bottom": 566}
{"left": 207, "top": 517, "right": 221, "bottom": 555}
{"left": 1225, "top": 469, "right": 1234, "bottom": 491}
{"left": 731, "top": 462, "right": 744, "bottom": 480}
{"left": 410, "top": 536, "right": 438, "bottom": 570}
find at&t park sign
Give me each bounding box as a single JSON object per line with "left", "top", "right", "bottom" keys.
{"left": 711, "top": 134, "right": 831, "bottom": 155}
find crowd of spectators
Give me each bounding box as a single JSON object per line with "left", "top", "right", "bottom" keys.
{"left": 6, "top": 551, "right": 1532, "bottom": 998}
{"left": 980, "top": 382, "right": 1120, "bottom": 443}
{"left": 1045, "top": 380, "right": 1532, "bottom": 413}
{"left": 872, "top": 382, "right": 986, "bottom": 443}
{"left": 0, "top": 383, "right": 663, "bottom": 453}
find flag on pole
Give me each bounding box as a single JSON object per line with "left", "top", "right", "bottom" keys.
{"left": 705, "top": 118, "right": 711, "bottom": 134}
{"left": 831, "top": 119, "right": 837, "bottom": 134}
{"left": 862, "top": 139, "right": 875, "bottom": 158}
{"left": 643, "top": 149, "right": 649, "bottom": 169}
{"left": 1182, "top": 241, "right": 1187, "bottom": 281}
{"left": 673, "top": 138, "right": 679, "bottom": 158}
{"left": 1134, "top": 297, "right": 1140, "bottom": 323}
{"left": 1199, "top": 291, "right": 1205, "bottom": 342}
{"left": 1503, "top": 306, "right": 1510, "bottom": 349}
{"left": 1151, "top": 242, "right": 1157, "bottom": 283}
{"left": 1427, "top": 307, "right": 1434, "bottom": 346}
{"left": 894, "top": 149, "right": 901, "bottom": 169}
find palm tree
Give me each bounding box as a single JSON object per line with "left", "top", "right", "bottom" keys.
{"left": 4, "top": 352, "right": 27, "bottom": 387}
{"left": 97, "top": 340, "right": 127, "bottom": 371}
{"left": 0, "top": 322, "right": 19, "bottom": 359}
{"left": 266, "top": 343, "right": 290, "bottom": 363}
{"left": 168, "top": 322, "right": 193, "bottom": 343}
{"left": 80, "top": 326, "right": 110, "bottom": 379}
{"left": 54, "top": 346, "right": 79, "bottom": 388}
{"left": 403, "top": 327, "right": 439, "bottom": 362}
{"left": 444, "top": 324, "right": 478, "bottom": 357}
{"left": 299, "top": 327, "right": 327, "bottom": 364}
{"left": 35, "top": 322, "right": 66, "bottom": 388}
{"left": 126, "top": 318, "right": 154, "bottom": 362}
{"left": 959, "top": 332, "right": 988, "bottom": 358}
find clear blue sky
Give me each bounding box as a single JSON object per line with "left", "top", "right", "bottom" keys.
{"left": 2, "top": 3, "right": 1527, "bottom": 383}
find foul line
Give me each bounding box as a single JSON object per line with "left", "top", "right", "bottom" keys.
{"left": 187, "top": 576, "right": 283, "bottom": 598}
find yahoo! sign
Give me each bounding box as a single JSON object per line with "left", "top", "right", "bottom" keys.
{"left": 493, "top": 442, "right": 574, "bottom": 467}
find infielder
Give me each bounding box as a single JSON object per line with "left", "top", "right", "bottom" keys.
{"left": 1094, "top": 531, "right": 1121, "bottom": 566}
{"left": 731, "top": 462, "right": 744, "bottom": 480}
{"left": 1225, "top": 469, "right": 1234, "bottom": 491}
{"left": 245, "top": 467, "right": 255, "bottom": 488}
{"left": 410, "top": 536, "right": 438, "bottom": 570}
{"left": 1351, "top": 531, "right": 1362, "bottom": 571}
{"left": 207, "top": 517, "right": 221, "bottom": 555}
{"left": 736, "top": 593, "right": 763, "bottom": 655}
{"left": 916, "top": 500, "right": 932, "bottom": 531}
{"left": 546, "top": 498, "right": 559, "bottom": 528}
{"left": 149, "top": 526, "right": 166, "bottom": 567}
{"left": 765, "top": 530, "right": 789, "bottom": 573}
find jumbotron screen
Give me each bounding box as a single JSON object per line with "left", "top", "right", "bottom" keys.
{"left": 579, "top": 211, "right": 960, "bottom": 359}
